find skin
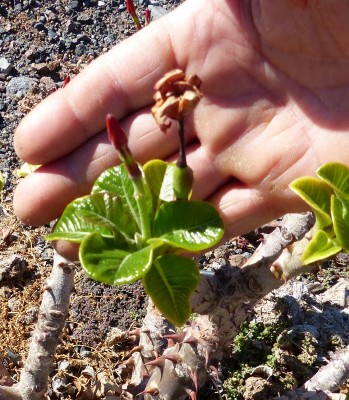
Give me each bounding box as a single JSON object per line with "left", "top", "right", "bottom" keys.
{"left": 13, "top": 0, "right": 349, "bottom": 259}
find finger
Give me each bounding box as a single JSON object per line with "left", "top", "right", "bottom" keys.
{"left": 209, "top": 181, "right": 309, "bottom": 240}
{"left": 184, "top": 143, "right": 230, "bottom": 200}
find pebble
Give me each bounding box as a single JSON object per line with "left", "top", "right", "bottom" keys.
{"left": 33, "top": 21, "right": 47, "bottom": 32}
{"left": 6, "top": 76, "right": 36, "bottom": 100}
{"left": 77, "top": 13, "right": 93, "bottom": 24}
{"left": 67, "top": 0, "right": 81, "bottom": 11}
{"left": 0, "top": 58, "right": 13, "bottom": 75}
{"left": 148, "top": 5, "right": 169, "bottom": 20}
{"left": 66, "top": 19, "right": 80, "bottom": 33}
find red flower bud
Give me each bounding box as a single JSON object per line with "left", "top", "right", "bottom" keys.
{"left": 126, "top": 0, "right": 136, "bottom": 15}
{"left": 62, "top": 76, "right": 70, "bottom": 88}
{"left": 106, "top": 114, "right": 128, "bottom": 151}
{"left": 106, "top": 114, "right": 141, "bottom": 179}
{"left": 125, "top": 0, "right": 142, "bottom": 30}
{"left": 145, "top": 9, "right": 151, "bottom": 25}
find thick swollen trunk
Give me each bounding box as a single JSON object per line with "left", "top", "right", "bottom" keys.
{"left": 0, "top": 252, "right": 75, "bottom": 400}
{"left": 123, "top": 213, "right": 325, "bottom": 399}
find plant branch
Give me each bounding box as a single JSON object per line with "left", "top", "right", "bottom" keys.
{"left": 0, "top": 252, "right": 75, "bottom": 400}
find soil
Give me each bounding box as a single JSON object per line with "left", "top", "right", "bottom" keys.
{"left": 1, "top": 2, "right": 349, "bottom": 400}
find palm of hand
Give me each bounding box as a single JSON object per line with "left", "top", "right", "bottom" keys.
{"left": 14, "top": 0, "right": 349, "bottom": 247}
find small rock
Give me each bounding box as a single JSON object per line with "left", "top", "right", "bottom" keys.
{"left": 66, "top": 19, "right": 80, "bottom": 32}
{"left": 148, "top": 5, "right": 169, "bottom": 20}
{"left": 48, "top": 29, "right": 58, "bottom": 42}
{"left": 67, "top": 0, "right": 81, "bottom": 11}
{"left": 77, "top": 14, "right": 93, "bottom": 24}
{"left": 33, "top": 21, "right": 47, "bottom": 32}
{"left": 320, "top": 278, "right": 349, "bottom": 307}
{"left": 6, "top": 76, "right": 36, "bottom": 99}
{"left": 0, "top": 58, "right": 13, "bottom": 75}
{"left": 79, "top": 346, "right": 93, "bottom": 358}
{"left": 76, "top": 33, "right": 91, "bottom": 43}
{"left": 81, "top": 365, "right": 96, "bottom": 378}
{"left": 38, "top": 15, "right": 47, "bottom": 23}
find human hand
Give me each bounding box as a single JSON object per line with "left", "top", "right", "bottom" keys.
{"left": 13, "top": 0, "right": 349, "bottom": 259}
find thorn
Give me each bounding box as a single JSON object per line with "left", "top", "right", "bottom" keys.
{"left": 182, "top": 335, "right": 198, "bottom": 345}
{"left": 163, "top": 332, "right": 186, "bottom": 343}
{"left": 189, "top": 367, "right": 198, "bottom": 392}
{"left": 129, "top": 328, "right": 141, "bottom": 337}
{"left": 163, "top": 354, "right": 180, "bottom": 364}
{"left": 145, "top": 354, "right": 180, "bottom": 369}
{"left": 204, "top": 348, "right": 210, "bottom": 368}
{"left": 145, "top": 357, "right": 165, "bottom": 369}
{"left": 121, "top": 358, "right": 134, "bottom": 367}
{"left": 129, "top": 345, "right": 143, "bottom": 354}
{"left": 137, "top": 384, "right": 159, "bottom": 397}
{"left": 185, "top": 388, "right": 197, "bottom": 400}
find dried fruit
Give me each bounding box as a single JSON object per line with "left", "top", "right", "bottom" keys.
{"left": 151, "top": 69, "right": 203, "bottom": 133}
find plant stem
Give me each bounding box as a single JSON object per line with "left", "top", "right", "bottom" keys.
{"left": 132, "top": 175, "right": 152, "bottom": 242}
{"left": 177, "top": 118, "right": 187, "bottom": 168}
{"left": 173, "top": 118, "right": 193, "bottom": 200}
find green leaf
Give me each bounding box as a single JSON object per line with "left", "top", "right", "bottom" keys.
{"left": 289, "top": 177, "right": 333, "bottom": 230}
{"left": 144, "top": 159, "right": 168, "bottom": 209}
{"left": 331, "top": 195, "right": 349, "bottom": 251}
{"left": 0, "top": 171, "right": 4, "bottom": 192}
{"left": 46, "top": 192, "right": 137, "bottom": 242}
{"left": 159, "top": 163, "right": 176, "bottom": 202}
{"left": 79, "top": 233, "right": 130, "bottom": 284}
{"left": 317, "top": 162, "right": 349, "bottom": 201}
{"left": 80, "top": 233, "right": 154, "bottom": 285}
{"left": 302, "top": 230, "right": 341, "bottom": 265}
{"left": 143, "top": 160, "right": 175, "bottom": 207}
{"left": 93, "top": 164, "right": 154, "bottom": 241}
{"left": 143, "top": 254, "right": 200, "bottom": 326}
{"left": 115, "top": 245, "right": 154, "bottom": 284}
{"left": 15, "top": 163, "right": 41, "bottom": 177}
{"left": 92, "top": 164, "right": 141, "bottom": 230}
{"left": 152, "top": 201, "right": 224, "bottom": 251}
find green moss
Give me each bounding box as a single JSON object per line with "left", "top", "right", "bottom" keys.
{"left": 222, "top": 321, "right": 286, "bottom": 399}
